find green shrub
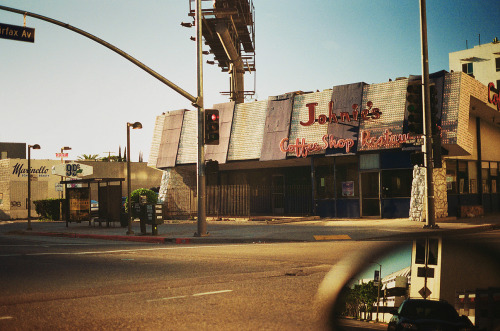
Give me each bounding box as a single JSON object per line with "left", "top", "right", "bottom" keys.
{"left": 34, "top": 198, "right": 65, "bottom": 221}
{"left": 125, "top": 188, "right": 158, "bottom": 217}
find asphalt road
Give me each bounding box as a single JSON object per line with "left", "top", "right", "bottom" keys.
{"left": 0, "top": 234, "right": 386, "bottom": 330}
{"left": 0, "top": 230, "right": 499, "bottom": 330}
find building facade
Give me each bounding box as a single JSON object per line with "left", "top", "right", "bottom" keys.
{"left": 449, "top": 38, "right": 500, "bottom": 90}
{"left": 149, "top": 71, "right": 500, "bottom": 219}
{"left": 0, "top": 159, "right": 163, "bottom": 220}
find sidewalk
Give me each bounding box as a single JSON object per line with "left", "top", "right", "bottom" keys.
{"left": 1, "top": 214, "right": 499, "bottom": 244}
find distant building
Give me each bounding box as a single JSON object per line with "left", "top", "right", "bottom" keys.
{"left": 0, "top": 142, "right": 25, "bottom": 160}
{"left": 0, "top": 158, "right": 163, "bottom": 220}
{"left": 449, "top": 38, "right": 500, "bottom": 89}
{"left": 373, "top": 266, "right": 411, "bottom": 323}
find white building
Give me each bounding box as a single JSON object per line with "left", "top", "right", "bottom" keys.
{"left": 449, "top": 38, "right": 500, "bottom": 89}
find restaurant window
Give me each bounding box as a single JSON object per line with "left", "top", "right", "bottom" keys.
{"left": 335, "top": 156, "right": 359, "bottom": 197}
{"left": 458, "top": 161, "right": 469, "bottom": 194}
{"left": 381, "top": 169, "right": 412, "bottom": 198}
{"left": 468, "top": 161, "right": 478, "bottom": 194}
{"left": 482, "top": 161, "right": 490, "bottom": 193}
{"left": 315, "top": 165, "right": 335, "bottom": 199}
{"left": 462, "top": 62, "right": 473, "bottom": 77}
{"left": 446, "top": 160, "right": 457, "bottom": 193}
{"left": 360, "top": 154, "right": 379, "bottom": 170}
{"left": 491, "top": 162, "right": 498, "bottom": 194}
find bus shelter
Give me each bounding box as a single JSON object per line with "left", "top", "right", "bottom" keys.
{"left": 61, "top": 177, "right": 124, "bottom": 227}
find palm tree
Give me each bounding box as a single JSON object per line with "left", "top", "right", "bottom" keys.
{"left": 77, "top": 154, "right": 100, "bottom": 161}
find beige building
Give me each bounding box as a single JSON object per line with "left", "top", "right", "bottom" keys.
{"left": 0, "top": 159, "right": 163, "bottom": 220}
{"left": 449, "top": 39, "right": 500, "bottom": 89}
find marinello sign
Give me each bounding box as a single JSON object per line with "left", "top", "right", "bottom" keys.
{"left": 12, "top": 163, "right": 49, "bottom": 178}
{"left": 0, "top": 23, "right": 35, "bottom": 43}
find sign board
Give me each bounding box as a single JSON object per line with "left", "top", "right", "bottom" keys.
{"left": 55, "top": 183, "right": 64, "bottom": 192}
{"left": 0, "top": 22, "right": 35, "bottom": 43}
{"left": 51, "top": 163, "right": 93, "bottom": 178}
{"left": 56, "top": 153, "right": 69, "bottom": 158}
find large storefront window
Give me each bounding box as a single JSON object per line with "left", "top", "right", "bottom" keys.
{"left": 446, "top": 160, "right": 478, "bottom": 194}
{"left": 336, "top": 156, "right": 359, "bottom": 198}
{"left": 381, "top": 169, "right": 412, "bottom": 198}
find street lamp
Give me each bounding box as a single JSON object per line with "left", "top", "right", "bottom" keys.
{"left": 59, "top": 146, "right": 71, "bottom": 220}
{"left": 371, "top": 262, "right": 382, "bottom": 323}
{"left": 126, "top": 121, "right": 142, "bottom": 235}
{"left": 27, "top": 144, "right": 41, "bottom": 230}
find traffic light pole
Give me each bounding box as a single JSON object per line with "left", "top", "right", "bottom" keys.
{"left": 0, "top": 4, "right": 209, "bottom": 235}
{"left": 194, "top": 0, "right": 208, "bottom": 237}
{"left": 419, "top": 0, "right": 437, "bottom": 228}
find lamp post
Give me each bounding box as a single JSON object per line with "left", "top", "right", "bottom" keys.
{"left": 27, "top": 144, "right": 41, "bottom": 230}
{"left": 371, "top": 262, "right": 382, "bottom": 323}
{"left": 126, "top": 121, "right": 142, "bottom": 235}
{"left": 59, "top": 146, "right": 71, "bottom": 220}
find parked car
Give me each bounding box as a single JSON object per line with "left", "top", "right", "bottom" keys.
{"left": 388, "top": 298, "right": 474, "bottom": 331}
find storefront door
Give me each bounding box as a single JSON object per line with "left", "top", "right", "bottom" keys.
{"left": 361, "top": 172, "right": 380, "bottom": 217}
{"left": 272, "top": 175, "right": 285, "bottom": 215}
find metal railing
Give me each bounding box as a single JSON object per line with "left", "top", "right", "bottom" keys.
{"left": 162, "top": 184, "right": 312, "bottom": 218}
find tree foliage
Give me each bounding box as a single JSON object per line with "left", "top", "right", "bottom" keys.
{"left": 77, "top": 154, "right": 100, "bottom": 161}
{"left": 339, "top": 281, "right": 379, "bottom": 319}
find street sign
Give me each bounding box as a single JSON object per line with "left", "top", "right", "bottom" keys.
{"left": 55, "top": 183, "right": 64, "bottom": 192}
{"left": 51, "top": 163, "right": 93, "bottom": 178}
{"left": 56, "top": 153, "right": 69, "bottom": 158}
{"left": 0, "top": 22, "right": 35, "bottom": 43}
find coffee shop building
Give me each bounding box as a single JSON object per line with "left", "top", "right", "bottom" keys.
{"left": 148, "top": 71, "right": 500, "bottom": 219}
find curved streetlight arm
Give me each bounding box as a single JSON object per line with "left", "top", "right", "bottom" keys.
{"left": 0, "top": 5, "right": 200, "bottom": 107}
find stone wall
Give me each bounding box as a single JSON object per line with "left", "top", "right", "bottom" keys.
{"left": 409, "top": 164, "right": 448, "bottom": 222}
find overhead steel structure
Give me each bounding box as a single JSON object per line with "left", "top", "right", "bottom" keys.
{"left": 187, "top": 0, "right": 256, "bottom": 103}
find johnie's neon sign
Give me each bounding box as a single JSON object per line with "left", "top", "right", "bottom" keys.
{"left": 300, "top": 101, "right": 381, "bottom": 126}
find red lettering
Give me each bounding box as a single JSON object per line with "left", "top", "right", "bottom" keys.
{"left": 328, "top": 101, "right": 338, "bottom": 123}
{"left": 318, "top": 114, "right": 327, "bottom": 124}
{"left": 488, "top": 82, "right": 500, "bottom": 112}
{"left": 340, "top": 112, "right": 350, "bottom": 122}
{"left": 301, "top": 103, "right": 318, "bottom": 126}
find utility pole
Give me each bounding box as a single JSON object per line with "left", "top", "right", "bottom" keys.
{"left": 419, "top": 0, "right": 437, "bottom": 228}
{"left": 195, "top": 0, "right": 208, "bottom": 237}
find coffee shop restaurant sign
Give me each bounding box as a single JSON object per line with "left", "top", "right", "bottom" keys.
{"left": 280, "top": 100, "right": 412, "bottom": 158}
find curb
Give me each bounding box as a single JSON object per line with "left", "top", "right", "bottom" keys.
{"left": 7, "top": 230, "right": 305, "bottom": 244}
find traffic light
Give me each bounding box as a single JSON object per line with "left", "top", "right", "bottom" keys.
{"left": 406, "top": 80, "right": 423, "bottom": 135}
{"left": 429, "top": 85, "right": 439, "bottom": 135}
{"left": 204, "top": 109, "right": 220, "bottom": 145}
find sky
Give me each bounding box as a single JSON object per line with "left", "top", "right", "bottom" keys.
{"left": 1, "top": 1, "right": 499, "bottom": 161}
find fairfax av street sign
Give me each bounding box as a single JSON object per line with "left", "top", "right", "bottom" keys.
{"left": 0, "top": 22, "right": 35, "bottom": 43}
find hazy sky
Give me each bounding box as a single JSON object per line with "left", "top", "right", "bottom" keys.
{"left": 1, "top": 1, "right": 499, "bottom": 161}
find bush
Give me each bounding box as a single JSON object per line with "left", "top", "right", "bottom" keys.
{"left": 125, "top": 188, "right": 158, "bottom": 217}
{"left": 34, "top": 198, "right": 65, "bottom": 221}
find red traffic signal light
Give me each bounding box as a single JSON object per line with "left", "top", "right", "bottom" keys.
{"left": 204, "top": 109, "right": 220, "bottom": 145}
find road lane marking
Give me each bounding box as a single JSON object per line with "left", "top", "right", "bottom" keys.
{"left": 147, "top": 295, "right": 188, "bottom": 302}
{"left": 0, "top": 244, "right": 261, "bottom": 257}
{"left": 147, "top": 290, "right": 233, "bottom": 302}
{"left": 314, "top": 235, "right": 351, "bottom": 240}
{"left": 192, "top": 290, "right": 233, "bottom": 296}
